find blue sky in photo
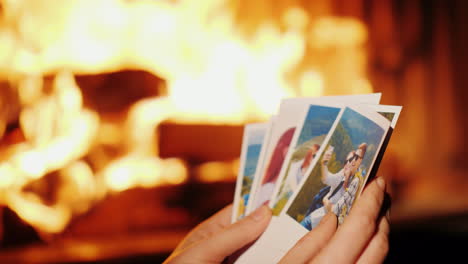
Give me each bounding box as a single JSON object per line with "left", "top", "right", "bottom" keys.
{"left": 296, "top": 105, "right": 341, "bottom": 147}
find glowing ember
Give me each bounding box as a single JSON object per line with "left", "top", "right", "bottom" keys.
{"left": 0, "top": 0, "right": 371, "bottom": 234}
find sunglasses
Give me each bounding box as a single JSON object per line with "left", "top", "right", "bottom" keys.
{"left": 345, "top": 154, "right": 362, "bottom": 164}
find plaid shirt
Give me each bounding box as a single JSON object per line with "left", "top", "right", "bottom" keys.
{"left": 332, "top": 171, "right": 361, "bottom": 223}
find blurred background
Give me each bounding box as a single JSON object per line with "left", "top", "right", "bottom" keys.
{"left": 0, "top": 0, "right": 466, "bottom": 263}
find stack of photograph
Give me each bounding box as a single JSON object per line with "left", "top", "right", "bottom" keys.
{"left": 232, "top": 93, "right": 402, "bottom": 263}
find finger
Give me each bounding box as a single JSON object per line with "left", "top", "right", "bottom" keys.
{"left": 382, "top": 192, "right": 392, "bottom": 221}
{"left": 279, "top": 212, "right": 337, "bottom": 264}
{"left": 313, "top": 177, "right": 386, "bottom": 263}
{"left": 187, "top": 205, "right": 272, "bottom": 262}
{"left": 356, "top": 215, "right": 390, "bottom": 264}
{"left": 196, "top": 204, "right": 233, "bottom": 232}
{"left": 174, "top": 204, "right": 233, "bottom": 252}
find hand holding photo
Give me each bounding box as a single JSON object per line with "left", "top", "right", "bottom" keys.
{"left": 231, "top": 95, "right": 401, "bottom": 264}
{"left": 287, "top": 106, "right": 389, "bottom": 230}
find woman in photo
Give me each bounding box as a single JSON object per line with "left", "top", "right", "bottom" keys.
{"left": 254, "top": 128, "right": 295, "bottom": 208}
{"left": 284, "top": 144, "right": 320, "bottom": 196}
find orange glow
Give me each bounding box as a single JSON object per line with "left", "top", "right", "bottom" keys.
{"left": 195, "top": 160, "right": 239, "bottom": 183}
{"left": 103, "top": 156, "right": 187, "bottom": 192}
{"left": 7, "top": 192, "right": 71, "bottom": 233}
{"left": 0, "top": 0, "right": 371, "bottom": 234}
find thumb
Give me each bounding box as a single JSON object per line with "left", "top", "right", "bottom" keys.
{"left": 189, "top": 205, "right": 272, "bottom": 262}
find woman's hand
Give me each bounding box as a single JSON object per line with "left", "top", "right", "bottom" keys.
{"left": 164, "top": 205, "right": 272, "bottom": 264}
{"left": 279, "top": 177, "right": 390, "bottom": 264}
{"left": 321, "top": 152, "right": 332, "bottom": 165}
{"left": 165, "top": 177, "right": 389, "bottom": 264}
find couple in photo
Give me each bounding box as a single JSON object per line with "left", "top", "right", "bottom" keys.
{"left": 301, "top": 143, "right": 367, "bottom": 230}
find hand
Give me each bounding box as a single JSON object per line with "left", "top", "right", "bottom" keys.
{"left": 165, "top": 177, "right": 389, "bottom": 264}
{"left": 164, "top": 205, "right": 272, "bottom": 264}
{"left": 279, "top": 177, "right": 390, "bottom": 264}
{"left": 321, "top": 153, "right": 331, "bottom": 165}
{"left": 322, "top": 198, "right": 333, "bottom": 212}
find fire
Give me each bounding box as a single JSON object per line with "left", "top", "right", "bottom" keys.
{"left": 0, "top": 0, "right": 371, "bottom": 234}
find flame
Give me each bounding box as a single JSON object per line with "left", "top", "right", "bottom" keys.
{"left": 0, "top": 72, "right": 188, "bottom": 234}
{"left": 0, "top": 0, "right": 371, "bottom": 234}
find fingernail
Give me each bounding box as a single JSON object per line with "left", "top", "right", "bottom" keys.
{"left": 251, "top": 206, "right": 269, "bottom": 222}
{"left": 386, "top": 209, "right": 391, "bottom": 222}
{"left": 377, "top": 177, "right": 386, "bottom": 190}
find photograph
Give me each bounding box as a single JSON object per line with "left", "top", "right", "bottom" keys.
{"left": 246, "top": 94, "right": 381, "bottom": 215}
{"left": 364, "top": 105, "right": 402, "bottom": 182}
{"left": 270, "top": 104, "right": 341, "bottom": 215}
{"left": 232, "top": 123, "right": 268, "bottom": 222}
{"left": 286, "top": 106, "right": 390, "bottom": 230}
{"left": 234, "top": 105, "right": 391, "bottom": 264}
{"left": 250, "top": 127, "right": 296, "bottom": 209}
